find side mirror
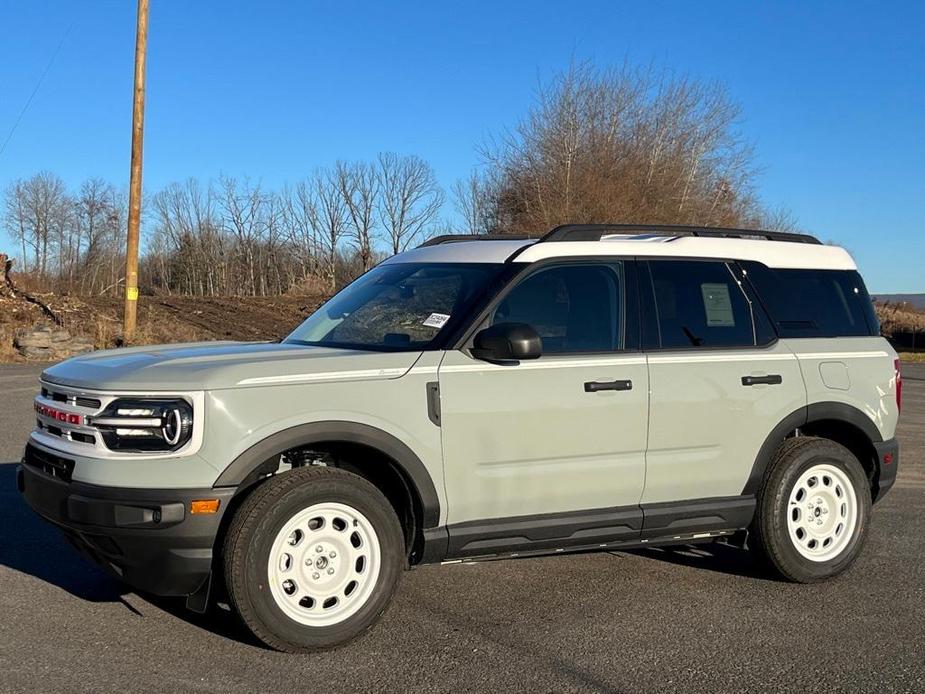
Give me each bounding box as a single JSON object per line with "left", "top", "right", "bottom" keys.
{"left": 472, "top": 322, "right": 542, "bottom": 362}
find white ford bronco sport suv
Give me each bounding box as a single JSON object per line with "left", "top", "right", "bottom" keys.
{"left": 19, "top": 224, "right": 901, "bottom": 652}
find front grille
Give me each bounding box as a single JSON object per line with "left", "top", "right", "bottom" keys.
{"left": 23, "top": 443, "right": 75, "bottom": 482}
{"left": 36, "top": 421, "right": 97, "bottom": 445}
{"left": 41, "top": 387, "right": 101, "bottom": 410}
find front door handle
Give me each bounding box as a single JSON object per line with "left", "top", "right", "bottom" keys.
{"left": 741, "top": 374, "right": 783, "bottom": 386}
{"left": 584, "top": 379, "right": 633, "bottom": 393}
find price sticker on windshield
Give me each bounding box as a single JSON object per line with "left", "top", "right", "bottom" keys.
{"left": 422, "top": 313, "right": 451, "bottom": 329}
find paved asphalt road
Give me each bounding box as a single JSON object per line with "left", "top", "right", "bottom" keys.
{"left": 1, "top": 362, "right": 923, "bottom": 693}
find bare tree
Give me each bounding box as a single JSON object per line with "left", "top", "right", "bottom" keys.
{"left": 452, "top": 170, "right": 497, "bottom": 235}
{"left": 150, "top": 179, "right": 223, "bottom": 295}
{"left": 3, "top": 181, "right": 30, "bottom": 270}
{"left": 335, "top": 161, "right": 379, "bottom": 272}
{"left": 282, "top": 180, "right": 322, "bottom": 283}
{"left": 377, "top": 152, "right": 445, "bottom": 254}
{"left": 310, "top": 169, "right": 348, "bottom": 292}
{"left": 483, "top": 63, "right": 767, "bottom": 233}
{"left": 74, "top": 178, "right": 125, "bottom": 294}
{"left": 2, "top": 172, "right": 72, "bottom": 276}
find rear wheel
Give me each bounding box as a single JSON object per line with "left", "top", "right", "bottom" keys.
{"left": 750, "top": 437, "right": 871, "bottom": 583}
{"left": 223, "top": 466, "right": 405, "bottom": 652}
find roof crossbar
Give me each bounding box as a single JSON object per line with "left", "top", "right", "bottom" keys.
{"left": 539, "top": 224, "right": 821, "bottom": 245}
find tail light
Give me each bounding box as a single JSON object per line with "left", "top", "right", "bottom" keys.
{"left": 895, "top": 358, "right": 902, "bottom": 414}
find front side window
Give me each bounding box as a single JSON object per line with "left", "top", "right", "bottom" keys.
{"left": 490, "top": 262, "right": 624, "bottom": 354}
{"left": 286, "top": 263, "right": 505, "bottom": 350}
{"left": 646, "top": 260, "right": 755, "bottom": 349}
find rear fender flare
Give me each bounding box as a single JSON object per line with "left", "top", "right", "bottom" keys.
{"left": 742, "top": 402, "right": 882, "bottom": 496}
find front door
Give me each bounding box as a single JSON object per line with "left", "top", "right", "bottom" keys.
{"left": 438, "top": 260, "right": 648, "bottom": 539}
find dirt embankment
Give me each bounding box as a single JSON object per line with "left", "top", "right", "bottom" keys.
{"left": 2, "top": 290, "right": 922, "bottom": 363}
{"left": 0, "top": 292, "right": 326, "bottom": 362}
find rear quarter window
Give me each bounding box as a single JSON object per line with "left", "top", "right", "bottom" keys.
{"left": 741, "top": 262, "right": 879, "bottom": 338}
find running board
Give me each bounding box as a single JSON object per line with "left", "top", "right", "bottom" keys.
{"left": 441, "top": 529, "right": 737, "bottom": 564}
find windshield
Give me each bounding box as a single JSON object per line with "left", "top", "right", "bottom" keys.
{"left": 285, "top": 262, "right": 506, "bottom": 350}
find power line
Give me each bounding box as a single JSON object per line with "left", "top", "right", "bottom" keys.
{"left": 0, "top": 20, "right": 76, "bottom": 160}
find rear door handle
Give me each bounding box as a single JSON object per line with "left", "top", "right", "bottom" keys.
{"left": 584, "top": 379, "right": 633, "bottom": 393}
{"left": 741, "top": 374, "right": 783, "bottom": 386}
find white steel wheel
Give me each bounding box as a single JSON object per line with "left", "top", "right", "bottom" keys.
{"left": 267, "top": 502, "right": 382, "bottom": 627}
{"left": 786, "top": 463, "right": 858, "bottom": 562}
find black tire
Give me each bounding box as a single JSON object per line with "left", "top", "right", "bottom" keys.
{"left": 749, "top": 436, "right": 871, "bottom": 583}
{"left": 223, "top": 466, "right": 405, "bottom": 652}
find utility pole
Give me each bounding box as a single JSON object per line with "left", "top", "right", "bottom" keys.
{"left": 123, "top": 0, "right": 149, "bottom": 342}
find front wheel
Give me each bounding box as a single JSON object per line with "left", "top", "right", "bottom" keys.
{"left": 223, "top": 466, "right": 405, "bottom": 652}
{"left": 749, "top": 437, "right": 871, "bottom": 583}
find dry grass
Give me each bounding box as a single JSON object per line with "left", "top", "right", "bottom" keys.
{"left": 876, "top": 302, "right": 925, "bottom": 334}
{"left": 899, "top": 352, "right": 925, "bottom": 363}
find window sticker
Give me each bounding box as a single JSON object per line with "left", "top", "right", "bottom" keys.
{"left": 701, "top": 283, "right": 735, "bottom": 327}
{"left": 422, "top": 312, "right": 451, "bottom": 329}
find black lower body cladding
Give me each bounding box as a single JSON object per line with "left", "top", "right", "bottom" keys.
{"left": 17, "top": 459, "right": 235, "bottom": 596}
{"left": 873, "top": 438, "right": 899, "bottom": 502}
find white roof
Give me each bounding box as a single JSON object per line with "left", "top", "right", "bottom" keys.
{"left": 386, "top": 234, "right": 857, "bottom": 271}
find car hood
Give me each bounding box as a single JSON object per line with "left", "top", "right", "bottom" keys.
{"left": 41, "top": 341, "right": 424, "bottom": 392}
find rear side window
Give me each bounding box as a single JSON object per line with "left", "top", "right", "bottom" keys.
{"left": 645, "top": 260, "right": 756, "bottom": 348}
{"left": 741, "top": 263, "right": 879, "bottom": 337}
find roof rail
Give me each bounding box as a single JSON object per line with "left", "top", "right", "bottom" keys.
{"left": 418, "top": 233, "right": 536, "bottom": 247}
{"left": 539, "top": 224, "right": 821, "bottom": 245}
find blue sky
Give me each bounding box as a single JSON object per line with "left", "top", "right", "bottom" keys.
{"left": 1, "top": 1, "right": 922, "bottom": 292}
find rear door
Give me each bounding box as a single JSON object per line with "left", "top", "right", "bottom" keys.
{"left": 641, "top": 259, "right": 805, "bottom": 509}
{"left": 438, "top": 259, "right": 648, "bottom": 537}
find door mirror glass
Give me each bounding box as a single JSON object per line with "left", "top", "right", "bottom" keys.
{"left": 472, "top": 322, "right": 542, "bottom": 362}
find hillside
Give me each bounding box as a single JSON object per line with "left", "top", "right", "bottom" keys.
{"left": 0, "top": 292, "right": 324, "bottom": 361}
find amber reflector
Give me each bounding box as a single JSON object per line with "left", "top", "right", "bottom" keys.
{"left": 190, "top": 499, "right": 221, "bottom": 514}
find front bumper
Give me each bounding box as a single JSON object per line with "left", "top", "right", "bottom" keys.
{"left": 17, "top": 445, "right": 235, "bottom": 597}
{"left": 872, "top": 437, "right": 899, "bottom": 503}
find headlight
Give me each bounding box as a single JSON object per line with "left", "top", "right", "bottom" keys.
{"left": 90, "top": 398, "right": 194, "bottom": 453}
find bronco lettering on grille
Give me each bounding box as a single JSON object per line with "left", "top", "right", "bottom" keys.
{"left": 34, "top": 403, "right": 84, "bottom": 426}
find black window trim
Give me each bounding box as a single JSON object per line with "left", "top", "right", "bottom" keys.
{"left": 638, "top": 255, "right": 780, "bottom": 353}
{"left": 452, "top": 256, "right": 642, "bottom": 357}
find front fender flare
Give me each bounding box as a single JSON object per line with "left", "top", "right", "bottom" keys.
{"left": 213, "top": 420, "right": 440, "bottom": 529}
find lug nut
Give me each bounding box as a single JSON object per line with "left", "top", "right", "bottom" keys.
{"left": 316, "top": 545, "right": 324, "bottom": 553}
{"left": 327, "top": 568, "right": 335, "bottom": 575}
{"left": 305, "top": 558, "right": 313, "bottom": 566}
{"left": 329, "top": 551, "right": 337, "bottom": 558}
{"left": 312, "top": 572, "right": 320, "bottom": 580}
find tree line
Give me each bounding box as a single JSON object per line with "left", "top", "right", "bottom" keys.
{"left": 2, "top": 63, "right": 796, "bottom": 298}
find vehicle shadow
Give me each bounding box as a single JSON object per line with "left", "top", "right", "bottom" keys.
{"left": 628, "top": 541, "right": 780, "bottom": 581}
{"left": 0, "top": 462, "right": 127, "bottom": 602}
{"left": 0, "top": 462, "right": 263, "bottom": 646}
{"left": 143, "top": 594, "right": 266, "bottom": 648}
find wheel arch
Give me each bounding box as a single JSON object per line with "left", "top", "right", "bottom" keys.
{"left": 743, "top": 402, "right": 883, "bottom": 497}
{"left": 213, "top": 421, "right": 441, "bottom": 563}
